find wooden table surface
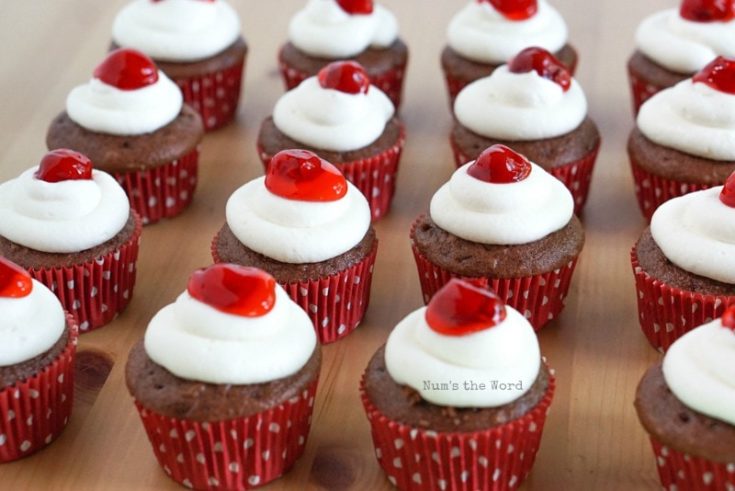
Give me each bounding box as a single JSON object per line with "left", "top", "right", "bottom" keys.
{"left": 0, "top": 0, "right": 673, "bottom": 489}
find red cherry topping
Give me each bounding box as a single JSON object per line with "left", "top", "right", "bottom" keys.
{"left": 720, "top": 171, "right": 735, "bottom": 207}
{"left": 680, "top": 0, "right": 735, "bottom": 22}
{"left": 693, "top": 56, "right": 735, "bottom": 95}
{"left": 722, "top": 305, "right": 735, "bottom": 331}
{"left": 318, "top": 61, "right": 371, "bottom": 95}
{"left": 479, "top": 0, "right": 538, "bottom": 20}
{"left": 35, "top": 149, "right": 93, "bottom": 183}
{"left": 265, "top": 150, "right": 348, "bottom": 202}
{"left": 336, "top": 0, "right": 374, "bottom": 15}
{"left": 468, "top": 144, "right": 532, "bottom": 184}
{"left": 508, "top": 47, "right": 572, "bottom": 91}
{"left": 0, "top": 257, "right": 33, "bottom": 299}
{"left": 93, "top": 48, "right": 158, "bottom": 91}
{"left": 425, "top": 279, "right": 507, "bottom": 336}
{"left": 187, "top": 264, "right": 277, "bottom": 317}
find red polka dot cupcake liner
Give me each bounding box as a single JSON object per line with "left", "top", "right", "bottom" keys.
{"left": 631, "top": 247, "right": 735, "bottom": 353}
{"left": 359, "top": 371, "right": 555, "bottom": 491}
{"left": 649, "top": 438, "right": 735, "bottom": 490}
{"left": 258, "top": 130, "right": 406, "bottom": 221}
{"left": 0, "top": 314, "right": 78, "bottom": 463}
{"left": 450, "top": 137, "right": 600, "bottom": 216}
{"left": 29, "top": 212, "right": 142, "bottom": 333}
{"left": 627, "top": 67, "right": 667, "bottom": 116}
{"left": 411, "top": 219, "right": 579, "bottom": 331}
{"left": 116, "top": 147, "right": 200, "bottom": 226}
{"left": 133, "top": 378, "right": 318, "bottom": 490}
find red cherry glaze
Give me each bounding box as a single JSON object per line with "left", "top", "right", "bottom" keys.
{"left": 0, "top": 257, "right": 33, "bottom": 299}
{"left": 508, "top": 47, "right": 572, "bottom": 91}
{"left": 693, "top": 56, "right": 735, "bottom": 95}
{"left": 35, "top": 149, "right": 93, "bottom": 183}
{"left": 93, "top": 48, "right": 158, "bottom": 91}
{"left": 266, "top": 149, "right": 348, "bottom": 202}
{"left": 722, "top": 305, "right": 735, "bottom": 331}
{"left": 468, "top": 144, "right": 532, "bottom": 184}
{"left": 720, "top": 171, "right": 735, "bottom": 207}
{"left": 479, "top": 0, "right": 538, "bottom": 20}
{"left": 336, "top": 0, "right": 374, "bottom": 15}
{"left": 318, "top": 61, "right": 371, "bottom": 95}
{"left": 680, "top": 0, "right": 735, "bottom": 22}
{"left": 425, "top": 279, "right": 507, "bottom": 336}
{"left": 187, "top": 264, "right": 277, "bottom": 317}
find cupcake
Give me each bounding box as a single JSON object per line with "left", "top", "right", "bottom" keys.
{"left": 47, "top": 48, "right": 205, "bottom": 225}
{"left": 111, "top": 0, "right": 247, "bottom": 131}
{"left": 441, "top": 0, "right": 577, "bottom": 107}
{"left": 0, "top": 149, "right": 142, "bottom": 332}
{"left": 628, "top": 0, "right": 735, "bottom": 114}
{"left": 361, "top": 279, "right": 555, "bottom": 491}
{"left": 0, "top": 257, "right": 78, "bottom": 463}
{"left": 212, "top": 149, "right": 378, "bottom": 344}
{"left": 450, "top": 47, "right": 600, "bottom": 214}
{"left": 632, "top": 172, "right": 735, "bottom": 352}
{"left": 127, "top": 264, "right": 320, "bottom": 489}
{"left": 635, "top": 309, "right": 735, "bottom": 490}
{"left": 279, "top": 0, "right": 408, "bottom": 109}
{"left": 258, "top": 60, "right": 405, "bottom": 220}
{"left": 629, "top": 56, "right": 735, "bottom": 221}
{"left": 411, "top": 144, "right": 584, "bottom": 330}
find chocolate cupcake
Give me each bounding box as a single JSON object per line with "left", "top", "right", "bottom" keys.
{"left": 279, "top": 0, "right": 408, "bottom": 109}
{"left": 0, "top": 257, "right": 78, "bottom": 463}
{"left": 635, "top": 309, "right": 735, "bottom": 489}
{"left": 258, "top": 61, "right": 405, "bottom": 220}
{"left": 111, "top": 0, "right": 247, "bottom": 131}
{"left": 450, "top": 47, "right": 600, "bottom": 214}
{"left": 441, "top": 0, "right": 578, "bottom": 107}
{"left": 361, "top": 279, "right": 555, "bottom": 490}
{"left": 127, "top": 264, "right": 320, "bottom": 489}
{"left": 411, "top": 144, "right": 584, "bottom": 330}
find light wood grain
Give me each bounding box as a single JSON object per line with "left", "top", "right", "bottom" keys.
{"left": 0, "top": 1, "right": 674, "bottom": 489}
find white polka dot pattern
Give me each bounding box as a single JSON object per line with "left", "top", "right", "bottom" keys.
{"left": 628, "top": 69, "right": 667, "bottom": 117}
{"left": 650, "top": 438, "right": 735, "bottom": 490}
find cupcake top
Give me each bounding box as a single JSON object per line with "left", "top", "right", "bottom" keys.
{"left": 273, "top": 61, "right": 395, "bottom": 152}
{"left": 0, "top": 150, "right": 130, "bottom": 254}
{"left": 662, "top": 306, "right": 735, "bottom": 426}
{"left": 0, "top": 257, "right": 66, "bottom": 368}
{"left": 145, "top": 264, "right": 316, "bottom": 385}
{"left": 447, "top": 0, "right": 568, "bottom": 65}
{"left": 66, "top": 48, "right": 183, "bottom": 137}
{"left": 430, "top": 144, "right": 574, "bottom": 245}
{"left": 226, "top": 149, "right": 371, "bottom": 263}
{"left": 112, "top": 0, "right": 241, "bottom": 62}
{"left": 638, "top": 56, "right": 735, "bottom": 161}
{"left": 288, "top": 0, "right": 399, "bottom": 58}
{"left": 454, "top": 47, "right": 587, "bottom": 141}
{"left": 635, "top": 0, "right": 735, "bottom": 74}
{"left": 385, "top": 279, "right": 541, "bottom": 407}
{"left": 651, "top": 171, "right": 735, "bottom": 284}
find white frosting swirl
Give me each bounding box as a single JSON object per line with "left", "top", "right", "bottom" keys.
{"left": 663, "top": 316, "right": 735, "bottom": 426}
{"left": 638, "top": 79, "right": 735, "bottom": 161}
{"left": 447, "top": 0, "right": 568, "bottom": 64}
{"left": 289, "top": 0, "right": 399, "bottom": 58}
{"left": 145, "top": 284, "right": 316, "bottom": 385}
{"left": 273, "top": 77, "right": 395, "bottom": 152}
{"left": 112, "top": 0, "right": 242, "bottom": 62}
{"left": 636, "top": 9, "right": 735, "bottom": 75}
{"left": 651, "top": 186, "right": 735, "bottom": 284}
{"left": 454, "top": 65, "right": 587, "bottom": 140}
{"left": 385, "top": 305, "right": 541, "bottom": 407}
{"left": 430, "top": 162, "right": 573, "bottom": 245}
{"left": 67, "top": 71, "right": 182, "bottom": 136}
{"left": 226, "top": 177, "right": 371, "bottom": 263}
{"left": 0, "top": 279, "right": 66, "bottom": 367}
{"left": 0, "top": 167, "right": 130, "bottom": 253}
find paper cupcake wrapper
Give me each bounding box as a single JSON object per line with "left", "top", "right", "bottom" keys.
{"left": 359, "top": 371, "right": 555, "bottom": 491}
{"left": 450, "top": 137, "right": 600, "bottom": 216}
{"left": 650, "top": 438, "right": 735, "bottom": 490}
{"left": 631, "top": 247, "right": 735, "bottom": 352}
{"left": 0, "top": 314, "right": 78, "bottom": 463}
{"left": 29, "top": 212, "right": 142, "bottom": 333}
{"left": 258, "top": 130, "right": 406, "bottom": 221}
{"left": 212, "top": 238, "right": 378, "bottom": 344}
{"left": 133, "top": 378, "right": 318, "bottom": 491}
{"left": 410, "top": 219, "right": 578, "bottom": 331}
{"left": 628, "top": 67, "right": 667, "bottom": 116}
